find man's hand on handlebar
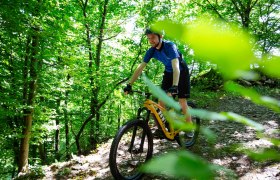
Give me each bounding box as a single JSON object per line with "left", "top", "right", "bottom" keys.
{"left": 167, "top": 85, "right": 178, "bottom": 95}
{"left": 124, "top": 84, "right": 132, "bottom": 95}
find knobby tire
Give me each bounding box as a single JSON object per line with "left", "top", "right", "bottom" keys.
{"left": 109, "top": 119, "right": 153, "bottom": 180}
{"left": 175, "top": 101, "right": 200, "bottom": 148}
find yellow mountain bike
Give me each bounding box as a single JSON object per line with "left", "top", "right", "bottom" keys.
{"left": 109, "top": 91, "right": 200, "bottom": 180}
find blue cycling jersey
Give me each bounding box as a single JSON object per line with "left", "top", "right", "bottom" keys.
{"left": 143, "top": 40, "right": 182, "bottom": 73}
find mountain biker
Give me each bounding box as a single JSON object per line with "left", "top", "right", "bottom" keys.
{"left": 124, "top": 28, "right": 192, "bottom": 133}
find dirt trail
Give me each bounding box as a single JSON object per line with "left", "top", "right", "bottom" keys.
{"left": 42, "top": 96, "right": 280, "bottom": 180}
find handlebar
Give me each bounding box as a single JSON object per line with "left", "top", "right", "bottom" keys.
{"left": 130, "top": 90, "right": 152, "bottom": 99}
{"left": 127, "top": 90, "right": 178, "bottom": 99}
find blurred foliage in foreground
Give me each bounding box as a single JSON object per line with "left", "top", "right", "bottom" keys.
{"left": 141, "top": 17, "right": 280, "bottom": 179}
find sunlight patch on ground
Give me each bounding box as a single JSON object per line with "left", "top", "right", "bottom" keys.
{"left": 42, "top": 141, "right": 112, "bottom": 179}
{"left": 212, "top": 157, "right": 233, "bottom": 166}
{"left": 153, "top": 138, "right": 179, "bottom": 155}
{"left": 240, "top": 120, "right": 279, "bottom": 150}
{"left": 239, "top": 163, "right": 280, "bottom": 180}
{"left": 242, "top": 138, "right": 273, "bottom": 149}
{"left": 263, "top": 120, "right": 280, "bottom": 137}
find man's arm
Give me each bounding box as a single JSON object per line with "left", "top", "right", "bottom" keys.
{"left": 128, "top": 62, "right": 147, "bottom": 85}
{"left": 171, "top": 58, "right": 180, "bottom": 86}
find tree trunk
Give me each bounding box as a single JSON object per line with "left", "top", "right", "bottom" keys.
{"left": 231, "top": 0, "right": 258, "bottom": 28}
{"left": 18, "top": 33, "right": 39, "bottom": 173}
{"left": 18, "top": 113, "right": 33, "bottom": 173}
{"left": 38, "top": 142, "right": 46, "bottom": 164}
{"left": 18, "top": 0, "right": 42, "bottom": 172}
{"left": 64, "top": 74, "right": 70, "bottom": 160}
{"left": 75, "top": 114, "right": 94, "bottom": 154}
{"left": 92, "top": 0, "right": 109, "bottom": 144}
{"left": 74, "top": 0, "right": 109, "bottom": 154}
{"left": 55, "top": 99, "right": 60, "bottom": 161}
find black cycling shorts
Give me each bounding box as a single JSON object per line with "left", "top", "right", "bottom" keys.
{"left": 161, "top": 64, "right": 190, "bottom": 98}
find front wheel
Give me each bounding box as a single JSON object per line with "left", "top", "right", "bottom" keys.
{"left": 109, "top": 119, "right": 153, "bottom": 180}
{"left": 175, "top": 101, "right": 200, "bottom": 148}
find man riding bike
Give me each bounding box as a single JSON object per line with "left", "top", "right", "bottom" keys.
{"left": 124, "top": 28, "right": 193, "bottom": 136}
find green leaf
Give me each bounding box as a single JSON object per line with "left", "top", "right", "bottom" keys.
{"left": 246, "top": 148, "right": 280, "bottom": 161}
{"left": 142, "top": 74, "right": 181, "bottom": 111}
{"left": 260, "top": 56, "right": 280, "bottom": 78}
{"left": 189, "top": 108, "right": 263, "bottom": 131}
{"left": 141, "top": 151, "right": 233, "bottom": 179}
{"left": 201, "top": 127, "right": 217, "bottom": 144}
{"left": 164, "top": 110, "right": 197, "bottom": 131}
{"left": 225, "top": 81, "right": 280, "bottom": 113}
{"left": 152, "top": 18, "right": 255, "bottom": 79}
{"left": 270, "top": 137, "right": 280, "bottom": 146}
{"left": 221, "top": 112, "right": 264, "bottom": 131}
{"left": 189, "top": 108, "right": 227, "bottom": 121}
{"left": 256, "top": 132, "right": 280, "bottom": 146}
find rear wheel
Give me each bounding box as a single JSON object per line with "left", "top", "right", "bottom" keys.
{"left": 175, "top": 101, "right": 200, "bottom": 148}
{"left": 109, "top": 119, "right": 153, "bottom": 180}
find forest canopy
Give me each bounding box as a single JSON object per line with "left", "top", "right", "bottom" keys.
{"left": 0, "top": 0, "right": 279, "bottom": 179}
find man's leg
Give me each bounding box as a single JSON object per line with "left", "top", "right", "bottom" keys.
{"left": 178, "top": 98, "right": 192, "bottom": 123}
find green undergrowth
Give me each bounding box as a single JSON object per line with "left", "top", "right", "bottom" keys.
{"left": 190, "top": 86, "right": 225, "bottom": 108}
{"left": 191, "top": 84, "right": 278, "bottom": 109}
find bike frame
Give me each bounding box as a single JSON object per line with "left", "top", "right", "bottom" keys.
{"left": 137, "top": 97, "right": 181, "bottom": 140}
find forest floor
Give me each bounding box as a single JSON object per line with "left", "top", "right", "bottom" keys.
{"left": 41, "top": 89, "right": 280, "bottom": 180}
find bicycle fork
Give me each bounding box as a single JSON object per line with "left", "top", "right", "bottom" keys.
{"left": 128, "top": 126, "right": 147, "bottom": 154}
{"left": 128, "top": 108, "right": 150, "bottom": 154}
